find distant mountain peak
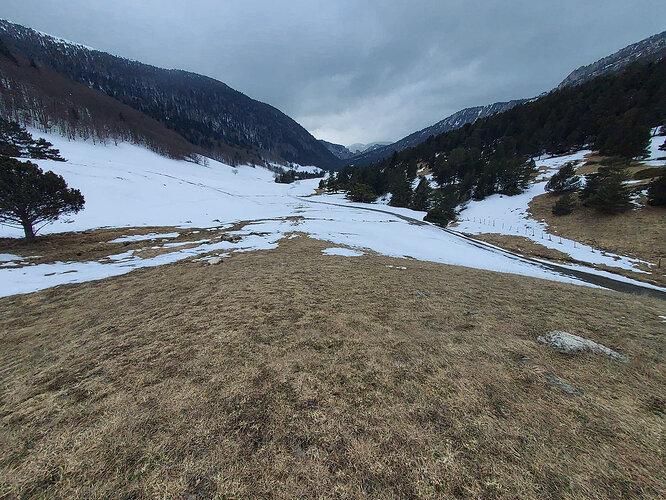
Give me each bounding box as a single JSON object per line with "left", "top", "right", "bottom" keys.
{"left": 347, "top": 99, "right": 526, "bottom": 166}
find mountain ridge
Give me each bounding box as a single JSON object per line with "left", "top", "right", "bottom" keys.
{"left": 347, "top": 99, "right": 527, "bottom": 166}
{"left": 346, "top": 30, "right": 666, "bottom": 168}
{"left": 0, "top": 19, "right": 341, "bottom": 169}
{"left": 558, "top": 30, "right": 666, "bottom": 89}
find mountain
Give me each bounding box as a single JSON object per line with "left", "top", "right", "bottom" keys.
{"left": 347, "top": 30, "right": 666, "bottom": 169}
{"left": 558, "top": 30, "right": 666, "bottom": 89}
{"left": 347, "top": 142, "right": 392, "bottom": 154}
{"left": 0, "top": 19, "right": 341, "bottom": 169}
{"left": 318, "top": 140, "right": 356, "bottom": 160}
{"left": 0, "top": 38, "right": 198, "bottom": 160}
{"left": 348, "top": 99, "right": 526, "bottom": 166}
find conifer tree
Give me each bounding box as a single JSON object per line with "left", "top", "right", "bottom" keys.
{"left": 0, "top": 156, "right": 84, "bottom": 241}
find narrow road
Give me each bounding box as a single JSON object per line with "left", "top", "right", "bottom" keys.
{"left": 299, "top": 196, "right": 666, "bottom": 301}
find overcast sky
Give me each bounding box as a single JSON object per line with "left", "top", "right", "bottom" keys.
{"left": 2, "top": 1, "right": 665, "bottom": 146}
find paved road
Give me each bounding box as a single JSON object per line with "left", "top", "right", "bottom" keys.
{"left": 299, "top": 197, "right": 666, "bottom": 301}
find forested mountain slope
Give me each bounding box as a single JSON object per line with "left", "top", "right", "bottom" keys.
{"left": 0, "top": 19, "right": 341, "bottom": 168}
{"left": 348, "top": 99, "right": 527, "bottom": 166}
{"left": 348, "top": 31, "right": 666, "bottom": 168}
{"left": 327, "top": 58, "right": 666, "bottom": 216}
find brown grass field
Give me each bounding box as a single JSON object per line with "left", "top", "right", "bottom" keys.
{"left": 1, "top": 233, "right": 665, "bottom": 499}
{"left": 528, "top": 194, "right": 666, "bottom": 268}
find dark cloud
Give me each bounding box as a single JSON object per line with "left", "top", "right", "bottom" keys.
{"left": 3, "top": 0, "right": 665, "bottom": 145}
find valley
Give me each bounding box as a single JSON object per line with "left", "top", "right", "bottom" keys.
{"left": 1, "top": 13, "right": 665, "bottom": 500}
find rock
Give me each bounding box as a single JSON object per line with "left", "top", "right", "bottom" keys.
{"left": 414, "top": 291, "right": 429, "bottom": 297}
{"left": 538, "top": 331, "right": 627, "bottom": 362}
{"left": 220, "top": 233, "right": 242, "bottom": 243}
{"left": 546, "top": 374, "right": 583, "bottom": 394}
{"left": 208, "top": 257, "right": 223, "bottom": 265}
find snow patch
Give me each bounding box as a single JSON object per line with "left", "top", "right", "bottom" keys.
{"left": 109, "top": 232, "right": 180, "bottom": 243}
{"left": 322, "top": 247, "right": 364, "bottom": 257}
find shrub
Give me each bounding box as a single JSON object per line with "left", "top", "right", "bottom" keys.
{"left": 552, "top": 192, "right": 575, "bottom": 216}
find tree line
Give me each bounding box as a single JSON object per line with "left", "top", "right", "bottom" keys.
{"left": 323, "top": 58, "right": 666, "bottom": 224}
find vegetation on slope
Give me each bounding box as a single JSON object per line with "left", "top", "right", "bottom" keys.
{"left": 325, "top": 59, "right": 666, "bottom": 224}
{"left": 0, "top": 19, "right": 340, "bottom": 169}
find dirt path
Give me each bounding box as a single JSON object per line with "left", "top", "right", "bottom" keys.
{"left": 299, "top": 196, "right": 666, "bottom": 300}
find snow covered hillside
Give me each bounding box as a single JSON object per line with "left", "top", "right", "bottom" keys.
{"left": 1, "top": 133, "right": 663, "bottom": 297}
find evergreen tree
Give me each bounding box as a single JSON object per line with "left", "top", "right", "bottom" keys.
{"left": 0, "top": 119, "right": 34, "bottom": 157}
{"left": 0, "top": 156, "right": 84, "bottom": 241}
{"left": 347, "top": 183, "right": 378, "bottom": 203}
{"left": 411, "top": 177, "right": 432, "bottom": 211}
{"left": 552, "top": 192, "right": 575, "bottom": 216}
{"left": 28, "top": 138, "right": 65, "bottom": 161}
{"left": 388, "top": 172, "right": 413, "bottom": 207}
{"left": 581, "top": 167, "right": 633, "bottom": 213}
{"left": 545, "top": 162, "right": 581, "bottom": 193}
{"left": 646, "top": 172, "right": 666, "bottom": 206}
{"left": 598, "top": 109, "right": 651, "bottom": 162}
{"left": 424, "top": 187, "right": 458, "bottom": 226}
{"left": 0, "top": 119, "right": 65, "bottom": 160}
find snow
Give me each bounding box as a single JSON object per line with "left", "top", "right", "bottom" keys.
{"left": 108, "top": 232, "right": 180, "bottom": 243}
{"left": 0, "top": 230, "right": 282, "bottom": 297}
{"left": 322, "top": 247, "right": 364, "bottom": 257}
{"left": 452, "top": 151, "right": 652, "bottom": 271}
{"left": 0, "top": 253, "right": 23, "bottom": 262}
{"left": 1, "top": 134, "right": 660, "bottom": 297}
{"left": 644, "top": 133, "right": 666, "bottom": 166}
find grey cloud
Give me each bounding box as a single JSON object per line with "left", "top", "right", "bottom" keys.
{"left": 3, "top": 0, "right": 665, "bottom": 145}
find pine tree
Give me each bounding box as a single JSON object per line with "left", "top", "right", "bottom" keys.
{"left": 545, "top": 162, "right": 581, "bottom": 193}
{"left": 411, "top": 177, "right": 432, "bottom": 211}
{"left": 646, "top": 172, "right": 666, "bottom": 206}
{"left": 28, "top": 138, "right": 65, "bottom": 161}
{"left": 581, "top": 168, "right": 633, "bottom": 214}
{"left": 347, "top": 183, "right": 377, "bottom": 203}
{"left": 0, "top": 119, "right": 34, "bottom": 157}
{"left": 552, "top": 192, "right": 575, "bottom": 216}
{"left": 0, "top": 156, "right": 84, "bottom": 241}
{"left": 388, "top": 172, "right": 413, "bottom": 207}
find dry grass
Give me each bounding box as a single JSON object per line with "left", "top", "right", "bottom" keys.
{"left": 1, "top": 234, "right": 665, "bottom": 499}
{"left": 470, "top": 234, "right": 576, "bottom": 263}
{"left": 575, "top": 154, "right": 658, "bottom": 177}
{"left": 470, "top": 233, "right": 666, "bottom": 288}
{"left": 529, "top": 193, "right": 666, "bottom": 269}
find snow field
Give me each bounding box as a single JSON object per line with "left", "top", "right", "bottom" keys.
{"left": 2, "top": 133, "right": 662, "bottom": 297}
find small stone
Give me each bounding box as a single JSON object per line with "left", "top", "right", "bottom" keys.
{"left": 546, "top": 374, "right": 583, "bottom": 394}
{"left": 415, "top": 291, "right": 429, "bottom": 297}
{"left": 208, "top": 257, "right": 223, "bottom": 265}
{"left": 465, "top": 311, "right": 478, "bottom": 316}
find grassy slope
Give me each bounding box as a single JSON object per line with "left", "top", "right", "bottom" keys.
{"left": 1, "top": 235, "right": 664, "bottom": 499}
{"left": 529, "top": 193, "right": 666, "bottom": 266}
